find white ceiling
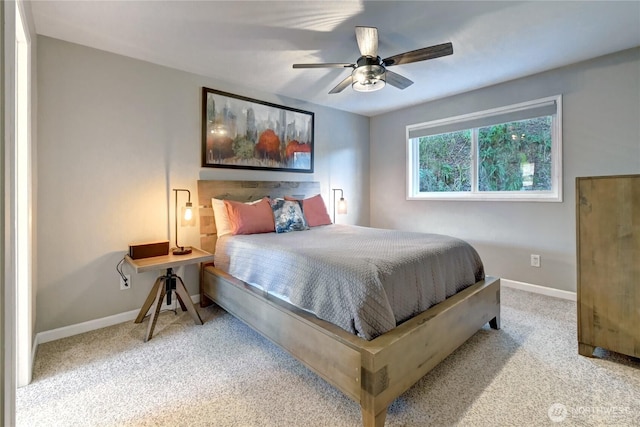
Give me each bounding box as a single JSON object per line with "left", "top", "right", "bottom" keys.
{"left": 30, "top": 1, "right": 640, "bottom": 117}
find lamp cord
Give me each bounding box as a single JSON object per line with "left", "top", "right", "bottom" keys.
{"left": 116, "top": 256, "right": 128, "bottom": 284}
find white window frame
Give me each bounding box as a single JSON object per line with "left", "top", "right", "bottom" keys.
{"left": 406, "top": 95, "right": 562, "bottom": 202}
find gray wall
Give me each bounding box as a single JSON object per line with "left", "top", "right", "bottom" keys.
{"left": 36, "top": 36, "right": 370, "bottom": 333}
{"left": 34, "top": 36, "right": 640, "bottom": 332}
{"left": 370, "top": 47, "right": 640, "bottom": 292}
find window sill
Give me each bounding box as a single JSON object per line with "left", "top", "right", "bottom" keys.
{"left": 407, "top": 191, "right": 562, "bottom": 202}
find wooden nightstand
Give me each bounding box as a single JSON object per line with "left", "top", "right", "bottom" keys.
{"left": 125, "top": 248, "right": 214, "bottom": 341}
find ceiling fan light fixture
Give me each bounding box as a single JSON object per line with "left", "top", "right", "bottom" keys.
{"left": 351, "top": 64, "right": 386, "bottom": 92}
{"left": 293, "top": 27, "right": 452, "bottom": 94}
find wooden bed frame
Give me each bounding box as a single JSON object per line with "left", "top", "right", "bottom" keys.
{"left": 197, "top": 180, "right": 501, "bottom": 427}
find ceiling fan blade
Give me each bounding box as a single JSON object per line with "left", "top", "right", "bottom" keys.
{"left": 383, "top": 42, "right": 453, "bottom": 66}
{"left": 385, "top": 70, "right": 414, "bottom": 90}
{"left": 293, "top": 63, "right": 354, "bottom": 69}
{"left": 355, "top": 26, "right": 378, "bottom": 57}
{"left": 329, "top": 75, "right": 353, "bottom": 94}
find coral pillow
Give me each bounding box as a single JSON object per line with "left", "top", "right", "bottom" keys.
{"left": 224, "top": 197, "right": 275, "bottom": 235}
{"left": 285, "top": 194, "right": 332, "bottom": 227}
{"left": 212, "top": 197, "right": 263, "bottom": 237}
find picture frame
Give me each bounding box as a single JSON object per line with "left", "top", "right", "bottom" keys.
{"left": 202, "top": 87, "right": 314, "bottom": 173}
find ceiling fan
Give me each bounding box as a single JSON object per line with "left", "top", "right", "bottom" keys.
{"left": 293, "top": 26, "right": 453, "bottom": 94}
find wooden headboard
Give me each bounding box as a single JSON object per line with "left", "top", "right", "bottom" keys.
{"left": 197, "top": 180, "right": 321, "bottom": 254}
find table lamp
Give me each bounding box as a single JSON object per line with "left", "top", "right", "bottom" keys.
{"left": 332, "top": 188, "right": 347, "bottom": 223}
{"left": 173, "top": 188, "right": 195, "bottom": 255}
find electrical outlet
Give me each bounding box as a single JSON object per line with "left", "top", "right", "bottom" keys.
{"left": 530, "top": 254, "right": 541, "bottom": 268}
{"left": 120, "top": 274, "right": 131, "bottom": 290}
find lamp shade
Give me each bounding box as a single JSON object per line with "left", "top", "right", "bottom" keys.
{"left": 181, "top": 201, "right": 196, "bottom": 226}
{"left": 337, "top": 198, "right": 347, "bottom": 215}
{"left": 332, "top": 188, "right": 348, "bottom": 224}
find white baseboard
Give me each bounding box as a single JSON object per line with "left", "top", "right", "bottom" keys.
{"left": 35, "top": 294, "right": 201, "bottom": 345}
{"left": 35, "top": 281, "right": 575, "bottom": 343}
{"left": 501, "top": 278, "right": 576, "bottom": 301}
{"left": 34, "top": 281, "right": 574, "bottom": 343}
{"left": 33, "top": 281, "right": 574, "bottom": 357}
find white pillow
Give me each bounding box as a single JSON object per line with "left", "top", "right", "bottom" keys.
{"left": 212, "top": 198, "right": 233, "bottom": 237}
{"left": 212, "top": 197, "right": 266, "bottom": 237}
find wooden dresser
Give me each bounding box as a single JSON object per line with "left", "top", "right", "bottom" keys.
{"left": 576, "top": 174, "right": 639, "bottom": 358}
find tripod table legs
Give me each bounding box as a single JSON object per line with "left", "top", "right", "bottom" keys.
{"left": 134, "top": 271, "right": 203, "bottom": 342}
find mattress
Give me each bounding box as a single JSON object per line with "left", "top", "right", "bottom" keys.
{"left": 214, "top": 224, "right": 485, "bottom": 340}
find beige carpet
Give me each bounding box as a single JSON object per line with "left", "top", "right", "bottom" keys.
{"left": 16, "top": 287, "right": 640, "bottom": 426}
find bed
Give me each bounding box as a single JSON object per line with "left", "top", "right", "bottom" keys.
{"left": 198, "top": 180, "right": 501, "bottom": 427}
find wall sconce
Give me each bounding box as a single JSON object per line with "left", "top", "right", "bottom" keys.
{"left": 332, "top": 188, "right": 347, "bottom": 223}
{"left": 173, "top": 188, "right": 195, "bottom": 255}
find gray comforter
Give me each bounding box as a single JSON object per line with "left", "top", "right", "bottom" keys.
{"left": 214, "top": 225, "right": 485, "bottom": 340}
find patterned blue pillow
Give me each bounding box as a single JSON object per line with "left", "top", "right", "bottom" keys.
{"left": 271, "top": 198, "right": 309, "bottom": 233}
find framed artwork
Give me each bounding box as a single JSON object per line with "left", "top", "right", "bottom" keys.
{"left": 202, "top": 87, "right": 314, "bottom": 173}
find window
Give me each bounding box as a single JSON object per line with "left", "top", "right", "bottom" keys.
{"left": 407, "top": 95, "right": 562, "bottom": 201}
